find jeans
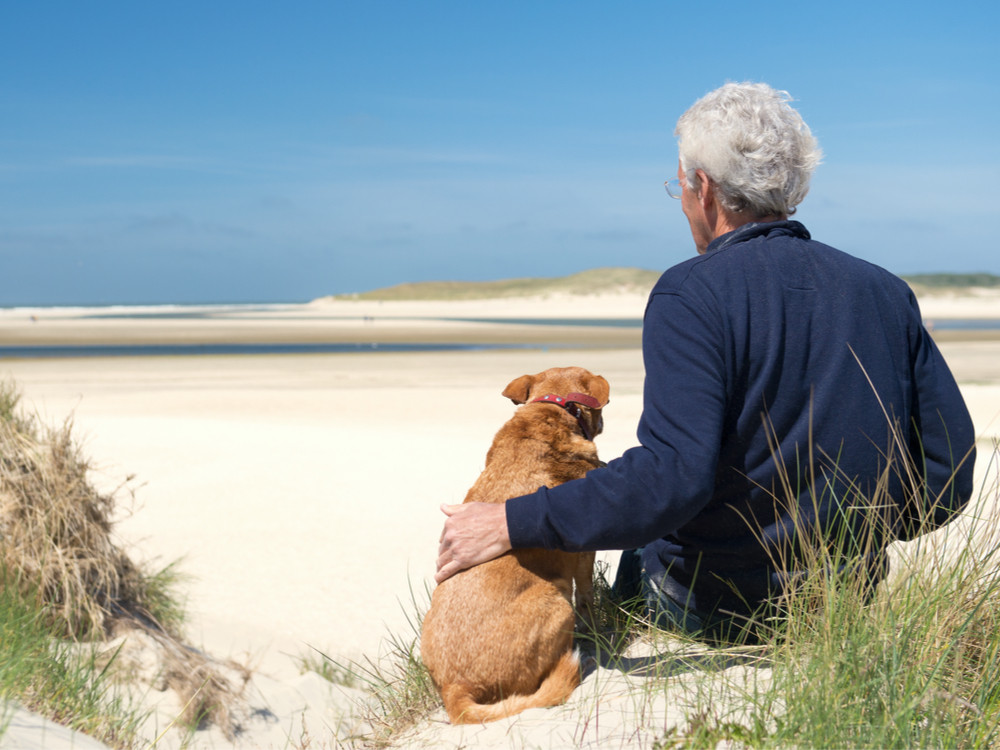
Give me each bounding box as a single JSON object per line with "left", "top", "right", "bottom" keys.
{"left": 612, "top": 549, "right": 703, "bottom": 632}
{"left": 612, "top": 548, "right": 757, "bottom": 643}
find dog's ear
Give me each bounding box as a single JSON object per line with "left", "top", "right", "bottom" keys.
{"left": 501, "top": 374, "right": 535, "bottom": 405}
{"left": 587, "top": 374, "right": 611, "bottom": 407}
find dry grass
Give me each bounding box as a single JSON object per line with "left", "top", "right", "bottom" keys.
{"left": 0, "top": 378, "right": 250, "bottom": 739}
{"left": 0, "top": 409, "right": 148, "bottom": 639}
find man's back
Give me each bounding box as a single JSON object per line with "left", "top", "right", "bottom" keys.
{"left": 636, "top": 220, "right": 976, "bottom": 616}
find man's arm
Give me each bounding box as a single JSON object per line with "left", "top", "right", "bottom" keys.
{"left": 434, "top": 278, "right": 727, "bottom": 581}
{"left": 898, "top": 308, "right": 977, "bottom": 538}
{"left": 435, "top": 502, "right": 511, "bottom": 583}
{"left": 503, "top": 286, "right": 726, "bottom": 553}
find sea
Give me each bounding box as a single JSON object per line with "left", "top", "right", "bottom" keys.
{"left": 0, "top": 304, "right": 997, "bottom": 360}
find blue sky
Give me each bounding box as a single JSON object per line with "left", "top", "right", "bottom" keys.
{"left": 1, "top": 2, "right": 998, "bottom": 305}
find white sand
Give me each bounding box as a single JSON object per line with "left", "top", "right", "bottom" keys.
{"left": 0, "top": 290, "right": 998, "bottom": 748}
{"left": 914, "top": 286, "right": 1000, "bottom": 321}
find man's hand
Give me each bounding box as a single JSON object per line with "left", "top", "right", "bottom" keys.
{"left": 435, "top": 502, "right": 511, "bottom": 584}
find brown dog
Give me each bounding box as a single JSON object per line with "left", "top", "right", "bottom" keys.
{"left": 421, "top": 366, "right": 610, "bottom": 724}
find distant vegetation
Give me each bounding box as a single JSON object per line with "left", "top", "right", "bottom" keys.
{"left": 332, "top": 269, "right": 999, "bottom": 302}
{"left": 901, "top": 273, "right": 1000, "bottom": 292}
{"left": 332, "top": 267, "right": 661, "bottom": 301}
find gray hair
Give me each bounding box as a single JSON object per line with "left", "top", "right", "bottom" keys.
{"left": 675, "top": 82, "right": 822, "bottom": 218}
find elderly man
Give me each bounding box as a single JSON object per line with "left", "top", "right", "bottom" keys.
{"left": 436, "top": 82, "right": 976, "bottom": 640}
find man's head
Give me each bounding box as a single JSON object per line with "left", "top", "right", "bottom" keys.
{"left": 675, "top": 83, "right": 822, "bottom": 227}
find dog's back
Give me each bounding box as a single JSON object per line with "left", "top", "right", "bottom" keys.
{"left": 421, "top": 366, "right": 609, "bottom": 724}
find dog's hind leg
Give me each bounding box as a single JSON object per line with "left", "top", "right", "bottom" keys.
{"left": 440, "top": 649, "right": 582, "bottom": 724}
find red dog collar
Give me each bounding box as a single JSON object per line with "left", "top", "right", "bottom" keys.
{"left": 531, "top": 392, "right": 603, "bottom": 410}
{"left": 530, "top": 392, "right": 604, "bottom": 441}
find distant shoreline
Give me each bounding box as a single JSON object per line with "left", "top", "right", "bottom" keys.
{"left": 4, "top": 267, "right": 998, "bottom": 315}
{"left": 1, "top": 291, "right": 998, "bottom": 358}
{"left": 0, "top": 341, "right": 594, "bottom": 360}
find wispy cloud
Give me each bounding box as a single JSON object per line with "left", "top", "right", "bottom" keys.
{"left": 123, "top": 212, "right": 256, "bottom": 240}
{"left": 834, "top": 118, "right": 928, "bottom": 132}
{"left": 331, "top": 145, "right": 506, "bottom": 167}
{"left": 64, "top": 155, "right": 213, "bottom": 170}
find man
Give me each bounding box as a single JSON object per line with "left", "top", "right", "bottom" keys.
{"left": 435, "top": 82, "right": 977, "bottom": 639}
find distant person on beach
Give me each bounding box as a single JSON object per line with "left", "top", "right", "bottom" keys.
{"left": 435, "top": 82, "right": 977, "bottom": 641}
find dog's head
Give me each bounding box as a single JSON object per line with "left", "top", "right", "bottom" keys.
{"left": 501, "top": 366, "right": 610, "bottom": 439}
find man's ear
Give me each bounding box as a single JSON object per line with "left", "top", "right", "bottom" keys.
{"left": 694, "top": 168, "right": 714, "bottom": 207}
{"left": 501, "top": 375, "right": 534, "bottom": 404}
{"left": 695, "top": 167, "right": 724, "bottom": 233}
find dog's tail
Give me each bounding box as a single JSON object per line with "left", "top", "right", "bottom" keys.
{"left": 441, "top": 649, "right": 581, "bottom": 724}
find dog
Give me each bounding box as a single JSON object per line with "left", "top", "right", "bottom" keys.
{"left": 421, "top": 366, "right": 610, "bottom": 724}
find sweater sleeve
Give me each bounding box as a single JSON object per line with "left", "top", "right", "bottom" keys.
{"left": 897, "top": 296, "right": 977, "bottom": 539}
{"left": 505, "top": 284, "right": 728, "bottom": 551}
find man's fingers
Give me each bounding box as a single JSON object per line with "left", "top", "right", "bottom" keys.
{"left": 434, "top": 560, "right": 461, "bottom": 584}
{"left": 434, "top": 544, "right": 469, "bottom": 584}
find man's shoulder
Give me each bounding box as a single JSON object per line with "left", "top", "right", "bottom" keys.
{"left": 650, "top": 252, "right": 716, "bottom": 296}
{"left": 648, "top": 231, "right": 778, "bottom": 298}
{"left": 651, "top": 221, "right": 910, "bottom": 299}
{"left": 806, "top": 237, "right": 913, "bottom": 295}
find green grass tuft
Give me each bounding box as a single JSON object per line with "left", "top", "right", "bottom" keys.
{"left": 304, "top": 581, "right": 439, "bottom": 747}
{"left": 0, "top": 580, "right": 146, "bottom": 748}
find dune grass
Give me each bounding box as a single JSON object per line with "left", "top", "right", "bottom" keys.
{"left": 0, "top": 378, "right": 249, "bottom": 747}
{"left": 301, "top": 580, "right": 439, "bottom": 747}
{"left": 0, "top": 380, "right": 176, "bottom": 640}
{"left": 645, "top": 518, "right": 1000, "bottom": 748}
{"left": 762, "top": 555, "right": 1000, "bottom": 748}
{"left": 0, "top": 579, "right": 147, "bottom": 747}
{"left": 632, "top": 431, "right": 1000, "bottom": 749}
{"left": 0, "top": 377, "right": 149, "bottom": 747}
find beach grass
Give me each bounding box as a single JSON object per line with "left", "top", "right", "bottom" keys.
{"left": 305, "top": 581, "right": 440, "bottom": 747}
{"left": 0, "top": 378, "right": 249, "bottom": 747}
{"left": 632, "top": 433, "right": 1000, "bottom": 748}
{"left": 0, "top": 579, "right": 147, "bottom": 748}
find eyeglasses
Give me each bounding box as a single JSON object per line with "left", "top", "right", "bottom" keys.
{"left": 664, "top": 178, "right": 684, "bottom": 199}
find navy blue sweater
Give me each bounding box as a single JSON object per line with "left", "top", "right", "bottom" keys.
{"left": 506, "top": 220, "right": 976, "bottom": 619}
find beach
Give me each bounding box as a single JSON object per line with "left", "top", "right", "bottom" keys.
{"left": 1, "top": 289, "right": 999, "bottom": 748}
